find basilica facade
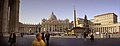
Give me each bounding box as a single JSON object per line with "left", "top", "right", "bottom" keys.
{"left": 41, "top": 12, "right": 69, "bottom": 32}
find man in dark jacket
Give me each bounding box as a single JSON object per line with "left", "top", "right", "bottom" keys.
{"left": 45, "top": 31, "right": 50, "bottom": 46}
{"left": 41, "top": 32, "right": 45, "bottom": 41}
{"left": 8, "top": 32, "right": 16, "bottom": 46}
{"left": 20, "top": 33, "right": 23, "bottom": 37}
{"left": 90, "top": 34, "right": 94, "bottom": 42}
{"left": 83, "top": 32, "right": 87, "bottom": 41}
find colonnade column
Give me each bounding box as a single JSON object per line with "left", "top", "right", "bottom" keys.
{"left": 9, "top": 0, "right": 19, "bottom": 33}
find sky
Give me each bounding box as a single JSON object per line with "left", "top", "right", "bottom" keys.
{"left": 20, "top": 0, "right": 120, "bottom": 24}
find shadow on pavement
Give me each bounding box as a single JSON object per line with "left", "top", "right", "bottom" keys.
{"left": 0, "top": 37, "right": 9, "bottom": 46}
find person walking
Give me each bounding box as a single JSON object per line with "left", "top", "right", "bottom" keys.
{"left": 32, "top": 33, "right": 45, "bottom": 46}
{"left": 81, "top": 33, "right": 83, "bottom": 38}
{"left": 108, "top": 34, "right": 110, "bottom": 38}
{"left": 8, "top": 32, "right": 16, "bottom": 46}
{"left": 75, "top": 33, "right": 78, "bottom": 38}
{"left": 83, "top": 32, "right": 87, "bottom": 41}
{"left": 20, "top": 33, "right": 23, "bottom": 37}
{"left": 41, "top": 32, "right": 45, "bottom": 42}
{"left": 45, "top": 31, "right": 50, "bottom": 46}
{"left": 90, "top": 34, "right": 94, "bottom": 42}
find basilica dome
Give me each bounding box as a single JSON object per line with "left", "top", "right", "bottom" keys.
{"left": 48, "top": 12, "right": 57, "bottom": 20}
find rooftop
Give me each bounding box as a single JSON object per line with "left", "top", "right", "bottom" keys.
{"left": 94, "top": 13, "right": 117, "bottom": 17}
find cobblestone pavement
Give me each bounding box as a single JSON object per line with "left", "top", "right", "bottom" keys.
{"left": 0, "top": 35, "right": 120, "bottom": 46}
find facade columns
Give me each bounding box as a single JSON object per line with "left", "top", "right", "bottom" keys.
{"left": 46, "top": 25, "right": 47, "bottom": 31}
{"left": 61, "top": 25, "right": 63, "bottom": 31}
{"left": 103, "top": 27, "right": 105, "bottom": 32}
{"left": 100, "top": 27, "right": 101, "bottom": 33}
{"left": 53, "top": 25, "right": 54, "bottom": 32}
{"left": 116, "top": 26, "right": 119, "bottom": 32}
{"left": 51, "top": 25, "right": 53, "bottom": 32}
{"left": 0, "top": 0, "right": 4, "bottom": 36}
{"left": 53, "top": 25, "right": 55, "bottom": 31}
{"left": 98, "top": 28, "right": 100, "bottom": 33}
{"left": 58, "top": 25, "right": 60, "bottom": 31}
{"left": 52, "top": 25, "right": 54, "bottom": 31}
{"left": 9, "top": 0, "right": 19, "bottom": 33}
{"left": 113, "top": 27, "right": 115, "bottom": 33}
{"left": 47, "top": 25, "right": 49, "bottom": 31}
{"left": 0, "top": 0, "right": 9, "bottom": 37}
{"left": 111, "top": 27, "right": 112, "bottom": 33}
{"left": 112, "top": 27, "right": 114, "bottom": 32}
{"left": 101, "top": 27, "right": 103, "bottom": 33}
{"left": 61, "top": 25, "right": 63, "bottom": 32}
{"left": 2, "top": 0, "right": 9, "bottom": 33}
{"left": 45, "top": 25, "right": 47, "bottom": 31}
{"left": 119, "top": 26, "right": 120, "bottom": 33}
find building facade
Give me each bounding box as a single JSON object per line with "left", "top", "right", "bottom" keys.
{"left": 75, "top": 13, "right": 120, "bottom": 34}
{"left": 19, "top": 22, "right": 41, "bottom": 33}
{"left": 90, "top": 23, "right": 120, "bottom": 34}
{"left": 89, "top": 13, "right": 120, "bottom": 34}
{"left": 93, "top": 13, "right": 117, "bottom": 25}
{"left": 41, "top": 12, "right": 69, "bottom": 32}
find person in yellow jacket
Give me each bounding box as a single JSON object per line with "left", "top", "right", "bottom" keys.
{"left": 32, "top": 33, "right": 46, "bottom": 46}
